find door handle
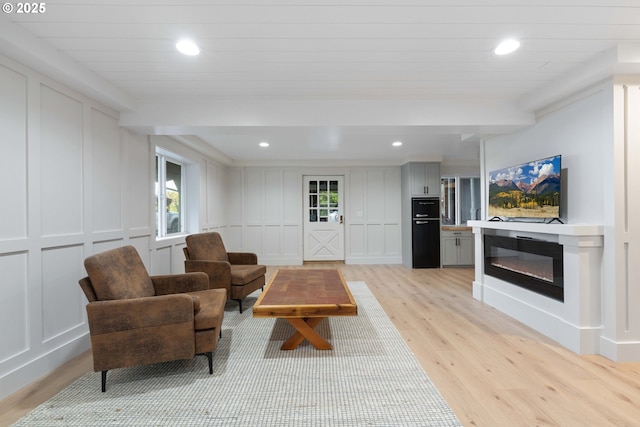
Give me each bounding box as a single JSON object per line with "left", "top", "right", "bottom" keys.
{"left": 340, "top": 215, "right": 343, "bottom": 224}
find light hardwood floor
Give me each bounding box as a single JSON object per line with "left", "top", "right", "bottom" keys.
{"left": 2, "top": 264, "right": 640, "bottom": 426}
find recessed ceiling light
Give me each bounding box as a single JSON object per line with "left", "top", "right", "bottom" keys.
{"left": 259, "top": 142, "right": 270, "bottom": 148}
{"left": 494, "top": 39, "right": 520, "bottom": 55}
{"left": 392, "top": 141, "right": 403, "bottom": 147}
{"left": 176, "top": 39, "right": 200, "bottom": 56}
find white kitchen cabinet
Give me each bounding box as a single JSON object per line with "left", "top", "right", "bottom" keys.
{"left": 441, "top": 228, "right": 474, "bottom": 266}
{"left": 408, "top": 163, "right": 440, "bottom": 197}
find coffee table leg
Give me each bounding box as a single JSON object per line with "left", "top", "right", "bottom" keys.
{"left": 281, "top": 317, "right": 332, "bottom": 350}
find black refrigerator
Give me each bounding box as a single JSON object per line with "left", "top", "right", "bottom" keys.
{"left": 411, "top": 198, "right": 441, "bottom": 268}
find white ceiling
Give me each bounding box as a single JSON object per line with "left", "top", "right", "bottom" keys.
{"left": 2, "top": 0, "right": 640, "bottom": 165}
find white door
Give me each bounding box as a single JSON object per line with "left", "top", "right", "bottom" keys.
{"left": 303, "top": 176, "right": 345, "bottom": 261}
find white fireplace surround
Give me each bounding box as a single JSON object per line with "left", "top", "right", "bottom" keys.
{"left": 469, "top": 220, "right": 604, "bottom": 355}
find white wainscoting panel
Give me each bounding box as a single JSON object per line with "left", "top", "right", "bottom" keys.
{"left": 366, "top": 170, "right": 385, "bottom": 223}
{"left": 224, "top": 225, "right": 243, "bottom": 251}
{"left": 41, "top": 245, "right": 85, "bottom": 342}
{"left": 264, "top": 170, "right": 284, "bottom": 224}
{"left": 244, "top": 168, "right": 263, "bottom": 225}
{"left": 0, "top": 251, "right": 28, "bottom": 362}
{"left": 244, "top": 225, "right": 263, "bottom": 254}
{"left": 283, "top": 225, "right": 300, "bottom": 257}
{"left": 349, "top": 224, "right": 366, "bottom": 256}
{"left": 91, "top": 239, "right": 123, "bottom": 259}
{"left": 40, "top": 85, "right": 83, "bottom": 237}
{"left": 283, "top": 170, "right": 302, "bottom": 223}
{"left": 153, "top": 245, "right": 172, "bottom": 275}
{"left": 206, "top": 160, "right": 226, "bottom": 227}
{"left": 384, "top": 224, "right": 402, "bottom": 255}
{"left": 129, "top": 235, "right": 151, "bottom": 270}
{"left": 91, "top": 108, "right": 122, "bottom": 232}
{"left": 170, "top": 244, "right": 186, "bottom": 274}
{"left": 0, "top": 65, "right": 27, "bottom": 240}
{"left": 263, "top": 225, "right": 281, "bottom": 256}
{"left": 128, "top": 133, "right": 151, "bottom": 230}
{"left": 349, "top": 170, "right": 365, "bottom": 222}
{"left": 384, "top": 168, "right": 402, "bottom": 223}
{"left": 226, "top": 168, "right": 243, "bottom": 227}
{"left": 366, "top": 224, "right": 384, "bottom": 254}
{"left": 344, "top": 167, "right": 401, "bottom": 263}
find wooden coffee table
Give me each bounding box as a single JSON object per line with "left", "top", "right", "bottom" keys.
{"left": 252, "top": 269, "right": 357, "bottom": 350}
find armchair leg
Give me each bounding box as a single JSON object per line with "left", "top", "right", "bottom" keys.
{"left": 205, "top": 352, "right": 213, "bottom": 374}
{"left": 101, "top": 370, "right": 108, "bottom": 392}
{"left": 234, "top": 299, "right": 243, "bottom": 313}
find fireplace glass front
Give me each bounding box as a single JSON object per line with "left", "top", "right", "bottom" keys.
{"left": 484, "top": 235, "right": 564, "bottom": 301}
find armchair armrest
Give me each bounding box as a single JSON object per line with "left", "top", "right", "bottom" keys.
{"left": 184, "top": 260, "right": 232, "bottom": 292}
{"left": 151, "top": 272, "right": 209, "bottom": 295}
{"left": 85, "top": 294, "right": 195, "bottom": 335}
{"left": 85, "top": 294, "right": 196, "bottom": 372}
{"left": 227, "top": 252, "right": 258, "bottom": 265}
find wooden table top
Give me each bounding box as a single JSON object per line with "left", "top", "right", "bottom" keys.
{"left": 253, "top": 269, "right": 357, "bottom": 318}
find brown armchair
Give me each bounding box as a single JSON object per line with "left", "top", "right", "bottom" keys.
{"left": 184, "top": 232, "right": 266, "bottom": 313}
{"left": 79, "top": 245, "right": 226, "bottom": 392}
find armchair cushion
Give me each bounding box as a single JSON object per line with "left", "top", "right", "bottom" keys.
{"left": 151, "top": 272, "right": 210, "bottom": 295}
{"left": 187, "top": 289, "right": 226, "bottom": 330}
{"left": 227, "top": 252, "right": 258, "bottom": 265}
{"left": 231, "top": 264, "right": 267, "bottom": 285}
{"left": 86, "top": 294, "right": 195, "bottom": 335}
{"left": 84, "top": 246, "right": 155, "bottom": 301}
{"left": 185, "top": 232, "right": 229, "bottom": 262}
{"left": 183, "top": 260, "right": 232, "bottom": 293}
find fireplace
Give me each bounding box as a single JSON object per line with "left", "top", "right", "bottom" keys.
{"left": 484, "top": 235, "right": 564, "bottom": 302}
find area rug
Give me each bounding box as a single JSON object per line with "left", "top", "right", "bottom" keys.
{"left": 12, "top": 282, "right": 461, "bottom": 426}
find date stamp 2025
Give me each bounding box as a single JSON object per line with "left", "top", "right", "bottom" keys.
{"left": 3, "top": 3, "right": 47, "bottom": 14}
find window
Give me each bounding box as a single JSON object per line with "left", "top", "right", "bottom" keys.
{"left": 156, "top": 151, "right": 184, "bottom": 237}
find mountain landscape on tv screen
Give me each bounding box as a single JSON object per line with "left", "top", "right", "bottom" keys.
{"left": 488, "top": 156, "right": 561, "bottom": 219}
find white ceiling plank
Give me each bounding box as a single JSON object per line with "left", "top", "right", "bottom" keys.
{"left": 3, "top": 1, "right": 640, "bottom": 163}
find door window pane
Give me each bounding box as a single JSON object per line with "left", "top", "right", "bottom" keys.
{"left": 308, "top": 178, "right": 341, "bottom": 223}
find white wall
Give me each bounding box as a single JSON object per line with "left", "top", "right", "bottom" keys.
{"left": 0, "top": 54, "right": 155, "bottom": 400}
{"left": 484, "top": 89, "right": 607, "bottom": 225}
{"left": 482, "top": 83, "right": 640, "bottom": 361}
{"left": 208, "top": 166, "right": 403, "bottom": 265}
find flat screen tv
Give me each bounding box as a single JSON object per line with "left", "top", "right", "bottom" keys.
{"left": 488, "top": 154, "right": 562, "bottom": 221}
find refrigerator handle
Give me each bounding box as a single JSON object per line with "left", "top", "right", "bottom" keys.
{"left": 415, "top": 221, "right": 431, "bottom": 225}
